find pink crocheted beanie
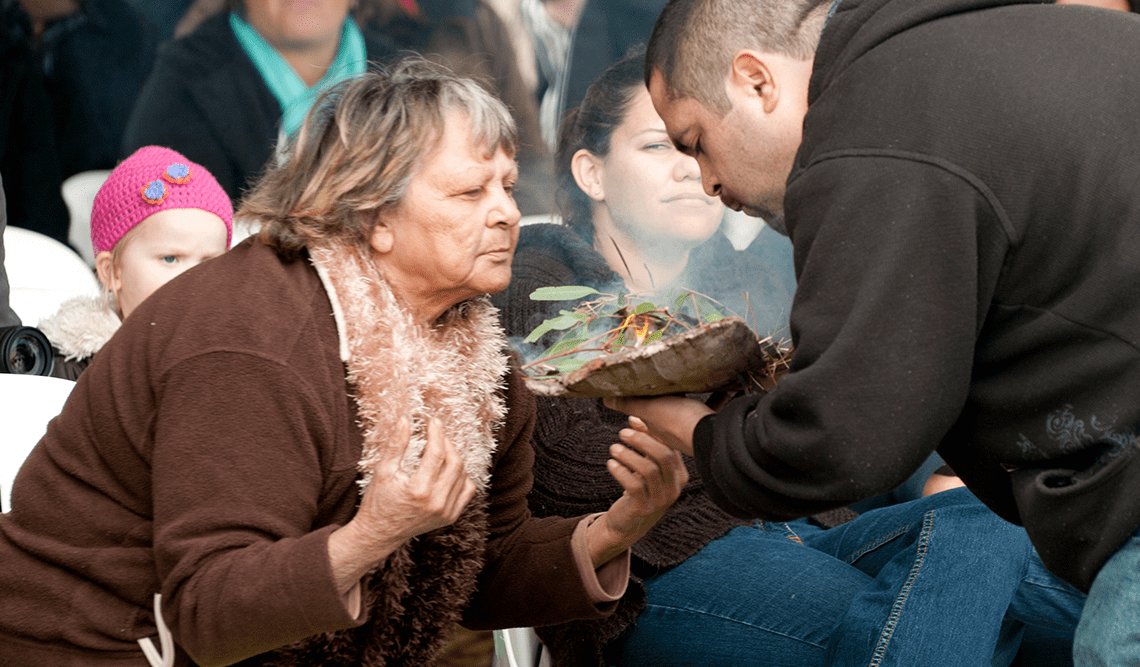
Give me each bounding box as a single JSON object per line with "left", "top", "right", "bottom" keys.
{"left": 91, "top": 146, "right": 234, "bottom": 254}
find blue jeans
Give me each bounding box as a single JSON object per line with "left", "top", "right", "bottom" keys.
{"left": 614, "top": 488, "right": 1085, "bottom": 667}
{"left": 1072, "top": 532, "right": 1140, "bottom": 666}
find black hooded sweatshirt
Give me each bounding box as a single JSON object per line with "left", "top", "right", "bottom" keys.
{"left": 694, "top": 0, "right": 1140, "bottom": 591}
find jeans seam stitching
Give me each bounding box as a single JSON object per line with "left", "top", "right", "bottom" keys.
{"left": 638, "top": 603, "right": 829, "bottom": 649}
{"left": 868, "top": 511, "right": 934, "bottom": 667}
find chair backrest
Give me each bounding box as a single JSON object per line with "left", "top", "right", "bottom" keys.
{"left": 0, "top": 374, "right": 76, "bottom": 512}
{"left": 519, "top": 213, "right": 562, "bottom": 227}
{"left": 61, "top": 169, "right": 112, "bottom": 268}
{"left": 492, "top": 628, "right": 546, "bottom": 667}
{"left": 3, "top": 226, "right": 100, "bottom": 327}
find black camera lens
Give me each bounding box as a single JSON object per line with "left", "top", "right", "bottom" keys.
{"left": 0, "top": 326, "right": 56, "bottom": 376}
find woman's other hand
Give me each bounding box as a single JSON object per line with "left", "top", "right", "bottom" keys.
{"left": 586, "top": 417, "right": 689, "bottom": 568}
{"left": 329, "top": 417, "right": 476, "bottom": 596}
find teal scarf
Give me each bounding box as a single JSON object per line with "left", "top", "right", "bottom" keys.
{"left": 230, "top": 12, "right": 367, "bottom": 137}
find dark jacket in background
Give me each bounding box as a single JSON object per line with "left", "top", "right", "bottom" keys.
{"left": 0, "top": 7, "right": 69, "bottom": 245}
{"left": 40, "top": 0, "right": 158, "bottom": 176}
{"left": 0, "top": 173, "right": 21, "bottom": 327}
{"left": 121, "top": 13, "right": 398, "bottom": 204}
{"left": 695, "top": 0, "right": 1140, "bottom": 592}
{"left": 560, "top": 0, "right": 666, "bottom": 118}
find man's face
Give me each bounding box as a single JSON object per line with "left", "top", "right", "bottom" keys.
{"left": 647, "top": 68, "right": 804, "bottom": 221}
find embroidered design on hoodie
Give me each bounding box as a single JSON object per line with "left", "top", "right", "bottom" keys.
{"left": 1017, "top": 405, "right": 1135, "bottom": 458}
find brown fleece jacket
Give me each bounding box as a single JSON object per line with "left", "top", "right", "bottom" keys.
{"left": 0, "top": 238, "right": 620, "bottom": 666}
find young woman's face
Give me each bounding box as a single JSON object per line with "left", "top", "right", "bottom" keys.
{"left": 242, "top": 0, "right": 352, "bottom": 51}
{"left": 104, "top": 209, "right": 229, "bottom": 319}
{"left": 592, "top": 88, "right": 724, "bottom": 250}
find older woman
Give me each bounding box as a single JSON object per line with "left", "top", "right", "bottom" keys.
{"left": 0, "top": 60, "right": 687, "bottom": 665}
{"left": 122, "top": 0, "right": 397, "bottom": 201}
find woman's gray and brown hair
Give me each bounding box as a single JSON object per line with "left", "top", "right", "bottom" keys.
{"left": 244, "top": 57, "right": 519, "bottom": 259}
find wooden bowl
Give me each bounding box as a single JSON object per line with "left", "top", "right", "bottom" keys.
{"left": 524, "top": 316, "right": 783, "bottom": 398}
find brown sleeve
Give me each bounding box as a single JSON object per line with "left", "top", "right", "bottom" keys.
{"left": 151, "top": 352, "right": 362, "bottom": 665}
{"left": 462, "top": 367, "right": 623, "bottom": 630}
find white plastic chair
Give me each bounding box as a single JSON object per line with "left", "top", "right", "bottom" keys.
{"left": 62, "top": 169, "right": 112, "bottom": 268}
{"left": 231, "top": 213, "right": 262, "bottom": 247}
{"left": 61, "top": 169, "right": 112, "bottom": 268}
{"left": 3, "top": 226, "right": 100, "bottom": 326}
{"left": 493, "top": 627, "right": 549, "bottom": 667}
{"left": 0, "top": 374, "right": 76, "bottom": 512}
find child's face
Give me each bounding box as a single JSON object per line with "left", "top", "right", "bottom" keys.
{"left": 104, "top": 209, "right": 229, "bottom": 319}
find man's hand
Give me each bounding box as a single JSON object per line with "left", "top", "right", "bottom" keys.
{"left": 603, "top": 395, "right": 715, "bottom": 457}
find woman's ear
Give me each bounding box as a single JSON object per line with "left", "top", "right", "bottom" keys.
{"left": 729, "top": 49, "right": 779, "bottom": 114}
{"left": 369, "top": 219, "right": 395, "bottom": 255}
{"left": 571, "top": 148, "right": 606, "bottom": 202}
{"left": 94, "top": 251, "right": 120, "bottom": 293}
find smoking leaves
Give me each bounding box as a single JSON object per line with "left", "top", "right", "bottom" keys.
{"left": 522, "top": 285, "right": 728, "bottom": 377}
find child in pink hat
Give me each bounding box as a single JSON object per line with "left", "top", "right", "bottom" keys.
{"left": 39, "top": 146, "right": 233, "bottom": 379}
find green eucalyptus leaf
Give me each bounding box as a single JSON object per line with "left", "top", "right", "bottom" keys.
{"left": 523, "top": 320, "right": 556, "bottom": 343}
{"left": 646, "top": 330, "right": 664, "bottom": 343}
{"left": 546, "top": 337, "right": 589, "bottom": 356}
{"left": 530, "top": 286, "right": 600, "bottom": 301}
{"left": 524, "top": 314, "right": 581, "bottom": 343}
{"left": 553, "top": 358, "right": 587, "bottom": 373}
{"left": 635, "top": 302, "right": 657, "bottom": 315}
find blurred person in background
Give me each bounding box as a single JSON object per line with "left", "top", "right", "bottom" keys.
{"left": 0, "top": 3, "right": 69, "bottom": 244}
{"left": 122, "top": 0, "right": 398, "bottom": 203}
{"left": 12, "top": 0, "right": 157, "bottom": 176}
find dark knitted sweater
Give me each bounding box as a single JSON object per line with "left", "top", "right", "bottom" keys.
{"left": 493, "top": 223, "right": 851, "bottom": 666}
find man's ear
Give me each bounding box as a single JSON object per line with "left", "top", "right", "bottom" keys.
{"left": 729, "top": 50, "right": 779, "bottom": 114}
{"left": 571, "top": 148, "right": 606, "bottom": 202}
{"left": 369, "top": 219, "right": 395, "bottom": 255}
{"left": 94, "top": 251, "right": 120, "bottom": 292}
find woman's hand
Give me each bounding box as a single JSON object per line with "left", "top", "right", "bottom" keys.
{"left": 603, "top": 395, "right": 715, "bottom": 457}
{"left": 586, "top": 417, "right": 689, "bottom": 568}
{"left": 328, "top": 417, "right": 476, "bottom": 595}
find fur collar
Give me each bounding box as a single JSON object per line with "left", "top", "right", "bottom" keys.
{"left": 36, "top": 296, "right": 121, "bottom": 361}
{"left": 263, "top": 240, "right": 510, "bottom": 666}
{"left": 308, "top": 241, "right": 509, "bottom": 491}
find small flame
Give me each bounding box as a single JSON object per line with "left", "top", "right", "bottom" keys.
{"left": 634, "top": 319, "right": 651, "bottom": 345}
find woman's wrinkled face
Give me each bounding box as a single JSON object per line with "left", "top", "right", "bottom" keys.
{"left": 242, "top": 0, "right": 352, "bottom": 51}
{"left": 372, "top": 110, "right": 520, "bottom": 321}
{"left": 594, "top": 88, "right": 724, "bottom": 250}
{"left": 101, "top": 208, "right": 229, "bottom": 319}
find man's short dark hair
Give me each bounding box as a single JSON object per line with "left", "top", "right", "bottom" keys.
{"left": 645, "top": 0, "right": 830, "bottom": 114}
